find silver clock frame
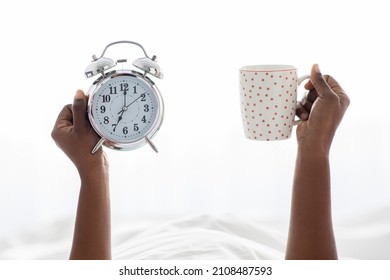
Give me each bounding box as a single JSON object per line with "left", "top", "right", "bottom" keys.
{"left": 87, "top": 69, "right": 164, "bottom": 152}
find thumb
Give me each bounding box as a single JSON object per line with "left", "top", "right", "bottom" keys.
{"left": 310, "top": 64, "right": 333, "bottom": 99}
{"left": 72, "top": 90, "right": 88, "bottom": 133}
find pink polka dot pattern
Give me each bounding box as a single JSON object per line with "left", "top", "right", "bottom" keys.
{"left": 239, "top": 67, "right": 297, "bottom": 141}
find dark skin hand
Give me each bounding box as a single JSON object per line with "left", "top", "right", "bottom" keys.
{"left": 286, "top": 64, "right": 350, "bottom": 259}
{"left": 51, "top": 90, "right": 106, "bottom": 175}
{"left": 296, "top": 64, "right": 350, "bottom": 153}
{"left": 52, "top": 90, "right": 111, "bottom": 260}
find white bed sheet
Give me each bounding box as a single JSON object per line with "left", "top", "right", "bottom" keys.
{"left": 0, "top": 214, "right": 285, "bottom": 260}
{"left": 1, "top": 209, "right": 390, "bottom": 260}
{"left": 113, "top": 214, "right": 285, "bottom": 260}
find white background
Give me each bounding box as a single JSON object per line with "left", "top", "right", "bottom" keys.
{"left": 0, "top": 0, "right": 389, "bottom": 241}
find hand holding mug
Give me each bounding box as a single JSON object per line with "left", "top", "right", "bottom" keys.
{"left": 295, "top": 64, "right": 350, "bottom": 153}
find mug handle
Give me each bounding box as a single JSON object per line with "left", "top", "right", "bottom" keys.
{"left": 293, "top": 75, "right": 311, "bottom": 125}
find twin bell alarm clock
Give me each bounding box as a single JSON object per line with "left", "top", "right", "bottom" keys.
{"left": 84, "top": 41, "right": 164, "bottom": 154}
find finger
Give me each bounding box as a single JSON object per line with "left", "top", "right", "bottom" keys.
{"left": 296, "top": 102, "right": 309, "bottom": 121}
{"left": 306, "top": 88, "right": 319, "bottom": 103}
{"left": 339, "top": 93, "right": 351, "bottom": 109}
{"left": 72, "top": 90, "right": 88, "bottom": 133}
{"left": 301, "top": 96, "right": 313, "bottom": 113}
{"left": 323, "top": 75, "right": 350, "bottom": 108}
{"left": 54, "top": 104, "right": 73, "bottom": 128}
{"left": 304, "top": 80, "right": 314, "bottom": 90}
{"left": 298, "top": 89, "right": 318, "bottom": 113}
{"left": 324, "top": 75, "right": 345, "bottom": 95}
{"left": 310, "top": 64, "right": 334, "bottom": 99}
{"left": 51, "top": 104, "right": 72, "bottom": 140}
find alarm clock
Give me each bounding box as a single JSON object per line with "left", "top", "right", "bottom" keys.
{"left": 85, "top": 41, "right": 164, "bottom": 154}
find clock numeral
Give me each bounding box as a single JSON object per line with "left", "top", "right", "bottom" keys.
{"left": 109, "top": 86, "right": 117, "bottom": 94}
{"left": 141, "top": 115, "right": 147, "bottom": 123}
{"left": 141, "top": 94, "right": 146, "bottom": 101}
{"left": 120, "top": 83, "right": 129, "bottom": 92}
{"left": 133, "top": 86, "right": 137, "bottom": 94}
{"left": 104, "top": 116, "right": 109, "bottom": 124}
{"left": 123, "top": 126, "right": 128, "bottom": 135}
{"left": 102, "top": 95, "right": 111, "bottom": 103}
{"left": 100, "top": 105, "right": 106, "bottom": 114}
{"left": 144, "top": 104, "right": 149, "bottom": 112}
{"left": 134, "top": 123, "right": 139, "bottom": 131}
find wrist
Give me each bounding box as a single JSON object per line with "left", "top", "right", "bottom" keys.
{"left": 297, "top": 142, "right": 330, "bottom": 159}
{"left": 76, "top": 153, "right": 109, "bottom": 182}
{"left": 296, "top": 128, "right": 335, "bottom": 157}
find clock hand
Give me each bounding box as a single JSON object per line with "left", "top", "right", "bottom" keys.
{"left": 123, "top": 89, "right": 127, "bottom": 107}
{"left": 112, "top": 112, "right": 124, "bottom": 132}
{"left": 117, "top": 93, "right": 146, "bottom": 114}
{"left": 125, "top": 93, "right": 145, "bottom": 108}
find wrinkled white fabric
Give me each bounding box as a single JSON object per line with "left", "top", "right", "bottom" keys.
{"left": 113, "top": 214, "right": 285, "bottom": 260}
{"left": 1, "top": 208, "right": 390, "bottom": 260}
{"left": 0, "top": 214, "right": 286, "bottom": 260}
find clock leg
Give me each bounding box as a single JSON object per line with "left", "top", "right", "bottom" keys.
{"left": 145, "top": 137, "right": 158, "bottom": 153}
{"left": 91, "top": 138, "right": 105, "bottom": 154}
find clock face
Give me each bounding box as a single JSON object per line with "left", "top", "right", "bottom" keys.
{"left": 89, "top": 71, "right": 162, "bottom": 147}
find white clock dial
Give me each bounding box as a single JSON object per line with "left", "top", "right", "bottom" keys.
{"left": 88, "top": 71, "right": 162, "bottom": 147}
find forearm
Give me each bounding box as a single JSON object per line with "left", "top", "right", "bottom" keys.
{"left": 285, "top": 147, "right": 337, "bottom": 260}
{"left": 70, "top": 162, "right": 111, "bottom": 260}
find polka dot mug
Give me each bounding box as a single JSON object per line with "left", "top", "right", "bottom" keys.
{"left": 239, "top": 65, "right": 309, "bottom": 141}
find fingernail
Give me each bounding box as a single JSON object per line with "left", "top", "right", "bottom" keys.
{"left": 75, "top": 90, "right": 84, "bottom": 99}
{"left": 313, "top": 64, "right": 321, "bottom": 74}
{"left": 301, "top": 113, "right": 308, "bottom": 120}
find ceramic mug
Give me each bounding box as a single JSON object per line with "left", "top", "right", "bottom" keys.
{"left": 239, "top": 65, "right": 309, "bottom": 141}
